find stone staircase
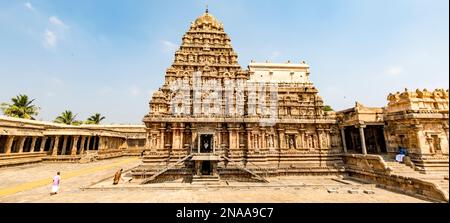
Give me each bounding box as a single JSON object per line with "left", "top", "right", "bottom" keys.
{"left": 221, "top": 155, "right": 269, "bottom": 183}
{"left": 381, "top": 155, "right": 449, "bottom": 200}
{"left": 140, "top": 154, "right": 193, "bottom": 184}
{"left": 191, "top": 175, "right": 221, "bottom": 185}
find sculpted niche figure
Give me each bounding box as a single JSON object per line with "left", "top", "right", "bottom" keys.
{"left": 289, "top": 138, "right": 295, "bottom": 149}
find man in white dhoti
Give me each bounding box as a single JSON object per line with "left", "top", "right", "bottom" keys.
{"left": 50, "top": 172, "right": 61, "bottom": 195}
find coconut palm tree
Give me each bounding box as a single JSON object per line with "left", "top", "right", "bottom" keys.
{"left": 86, "top": 113, "right": 105, "bottom": 125}
{"left": 0, "top": 94, "right": 40, "bottom": 119}
{"left": 54, "top": 110, "right": 78, "bottom": 125}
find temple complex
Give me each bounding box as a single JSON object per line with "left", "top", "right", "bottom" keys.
{"left": 0, "top": 10, "right": 448, "bottom": 202}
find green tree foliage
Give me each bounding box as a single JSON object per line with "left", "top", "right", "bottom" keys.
{"left": 0, "top": 94, "right": 40, "bottom": 119}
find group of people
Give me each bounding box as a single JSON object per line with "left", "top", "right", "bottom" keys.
{"left": 49, "top": 168, "right": 126, "bottom": 196}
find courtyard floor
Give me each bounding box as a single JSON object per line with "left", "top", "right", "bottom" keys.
{"left": 0, "top": 157, "right": 429, "bottom": 203}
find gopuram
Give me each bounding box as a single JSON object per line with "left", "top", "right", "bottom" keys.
{"left": 132, "top": 9, "right": 346, "bottom": 184}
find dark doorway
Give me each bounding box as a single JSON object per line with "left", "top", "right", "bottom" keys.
{"left": 344, "top": 127, "right": 362, "bottom": 154}
{"left": 365, "top": 126, "right": 387, "bottom": 154}
{"left": 201, "top": 161, "right": 212, "bottom": 175}
{"left": 200, "top": 134, "right": 213, "bottom": 153}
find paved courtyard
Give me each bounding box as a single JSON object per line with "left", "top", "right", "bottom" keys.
{"left": 0, "top": 157, "right": 429, "bottom": 203}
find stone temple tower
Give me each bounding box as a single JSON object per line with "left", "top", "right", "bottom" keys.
{"left": 133, "top": 9, "right": 344, "bottom": 184}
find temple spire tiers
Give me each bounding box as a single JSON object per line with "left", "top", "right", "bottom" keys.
{"left": 134, "top": 11, "right": 344, "bottom": 184}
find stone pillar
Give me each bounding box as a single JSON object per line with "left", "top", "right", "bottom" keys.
{"left": 247, "top": 130, "right": 252, "bottom": 151}
{"left": 197, "top": 135, "right": 201, "bottom": 153}
{"left": 295, "top": 134, "right": 300, "bottom": 150}
{"left": 85, "top": 136, "right": 91, "bottom": 151}
{"left": 172, "top": 128, "right": 178, "bottom": 150}
{"left": 358, "top": 125, "right": 367, "bottom": 155}
{"left": 299, "top": 129, "right": 306, "bottom": 149}
{"left": 79, "top": 136, "right": 86, "bottom": 154}
{"left": 4, "top": 136, "right": 15, "bottom": 154}
{"left": 195, "top": 161, "right": 201, "bottom": 176}
{"left": 317, "top": 129, "right": 323, "bottom": 149}
{"left": 18, "top": 137, "right": 26, "bottom": 153}
{"left": 340, "top": 128, "right": 348, "bottom": 153}
{"left": 414, "top": 125, "right": 424, "bottom": 155}
{"left": 160, "top": 129, "right": 165, "bottom": 150}
{"left": 236, "top": 131, "right": 240, "bottom": 150}
{"left": 191, "top": 130, "right": 197, "bottom": 153}
{"left": 98, "top": 137, "right": 105, "bottom": 151}
{"left": 261, "top": 131, "right": 266, "bottom": 150}
{"left": 179, "top": 129, "right": 184, "bottom": 150}
{"left": 382, "top": 126, "right": 390, "bottom": 153}
{"left": 229, "top": 129, "right": 234, "bottom": 150}
{"left": 71, "top": 136, "right": 80, "bottom": 155}
{"left": 52, "top": 136, "right": 60, "bottom": 156}
{"left": 29, "top": 137, "right": 37, "bottom": 153}
{"left": 61, "top": 136, "right": 68, "bottom": 155}
{"left": 49, "top": 137, "right": 55, "bottom": 153}
{"left": 217, "top": 129, "right": 222, "bottom": 149}
{"left": 40, "top": 137, "right": 47, "bottom": 152}
{"left": 278, "top": 130, "right": 286, "bottom": 149}
{"left": 145, "top": 133, "right": 151, "bottom": 151}
{"left": 213, "top": 134, "right": 217, "bottom": 154}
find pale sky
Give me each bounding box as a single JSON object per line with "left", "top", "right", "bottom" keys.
{"left": 0, "top": 0, "right": 448, "bottom": 124}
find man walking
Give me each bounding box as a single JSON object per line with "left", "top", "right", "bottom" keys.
{"left": 50, "top": 172, "right": 61, "bottom": 195}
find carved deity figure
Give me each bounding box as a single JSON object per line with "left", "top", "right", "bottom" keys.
{"left": 427, "top": 137, "right": 434, "bottom": 154}
{"left": 268, "top": 136, "right": 274, "bottom": 148}
{"left": 152, "top": 135, "right": 157, "bottom": 146}
{"left": 289, "top": 137, "right": 295, "bottom": 149}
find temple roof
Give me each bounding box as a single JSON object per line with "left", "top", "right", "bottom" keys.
{"left": 191, "top": 10, "right": 224, "bottom": 30}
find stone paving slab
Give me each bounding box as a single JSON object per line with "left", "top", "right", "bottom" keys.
{"left": 0, "top": 158, "right": 431, "bottom": 203}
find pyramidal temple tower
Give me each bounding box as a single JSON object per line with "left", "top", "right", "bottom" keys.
{"left": 133, "top": 10, "right": 344, "bottom": 184}
{"left": 146, "top": 9, "right": 249, "bottom": 119}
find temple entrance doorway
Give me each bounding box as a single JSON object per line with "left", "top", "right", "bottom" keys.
{"left": 201, "top": 161, "right": 212, "bottom": 175}
{"left": 200, "top": 134, "right": 213, "bottom": 153}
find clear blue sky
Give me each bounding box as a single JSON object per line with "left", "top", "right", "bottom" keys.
{"left": 0, "top": 0, "right": 448, "bottom": 124}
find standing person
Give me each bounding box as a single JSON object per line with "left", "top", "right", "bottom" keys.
{"left": 113, "top": 169, "right": 124, "bottom": 185}
{"left": 50, "top": 172, "right": 61, "bottom": 195}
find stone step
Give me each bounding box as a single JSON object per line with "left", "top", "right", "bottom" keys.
{"left": 193, "top": 175, "right": 220, "bottom": 179}
{"left": 191, "top": 175, "right": 221, "bottom": 185}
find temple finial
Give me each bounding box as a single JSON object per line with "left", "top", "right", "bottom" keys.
{"left": 206, "top": 4, "right": 209, "bottom": 13}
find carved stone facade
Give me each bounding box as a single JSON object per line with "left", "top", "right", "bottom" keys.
{"left": 384, "top": 88, "right": 449, "bottom": 173}
{"left": 135, "top": 10, "right": 343, "bottom": 182}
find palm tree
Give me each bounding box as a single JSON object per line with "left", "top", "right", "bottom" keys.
{"left": 0, "top": 94, "right": 40, "bottom": 119}
{"left": 86, "top": 113, "right": 105, "bottom": 124}
{"left": 54, "top": 110, "right": 78, "bottom": 125}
